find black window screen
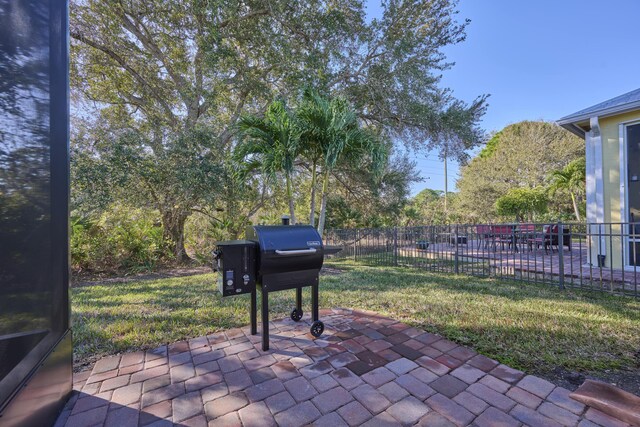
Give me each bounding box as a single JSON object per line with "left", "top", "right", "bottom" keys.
{"left": 627, "top": 124, "right": 640, "bottom": 265}
{"left": 0, "top": 0, "right": 69, "bottom": 407}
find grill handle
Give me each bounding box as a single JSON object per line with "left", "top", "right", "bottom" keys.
{"left": 275, "top": 248, "right": 317, "bottom": 256}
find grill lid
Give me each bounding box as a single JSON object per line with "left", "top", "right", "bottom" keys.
{"left": 249, "top": 225, "right": 323, "bottom": 252}
{"left": 247, "top": 225, "right": 324, "bottom": 277}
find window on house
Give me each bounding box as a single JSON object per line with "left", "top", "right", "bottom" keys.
{"left": 627, "top": 123, "right": 640, "bottom": 265}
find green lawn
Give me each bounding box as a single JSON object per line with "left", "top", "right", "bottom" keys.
{"left": 71, "top": 259, "right": 640, "bottom": 377}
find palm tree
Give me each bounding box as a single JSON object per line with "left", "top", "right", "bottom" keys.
{"left": 548, "top": 157, "right": 586, "bottom": 221}
{"left": 298, "top": 90, "right": 387, "bottom": 236}
{"left": 236, "top": 100, "right": 299, "bottom": 224}
{"left": 297, "top": 92, "right": 325, "bottom": 227}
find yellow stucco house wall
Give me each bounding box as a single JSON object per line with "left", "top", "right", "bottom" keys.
{"left": 559, "top": 88, "right": 640, "bottom": 269}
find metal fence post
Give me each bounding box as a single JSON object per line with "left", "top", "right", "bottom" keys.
{"left": 393, "top": 227, "right": 398, "bottom": 266}
{"left": 353, "top": 229, "right": 358, "bottom": 262}
{"left": 558, "top": 220, "right": 565, "bottom": 289}
{"left": 454, "top": 224, "right": 459, "bottom": 274}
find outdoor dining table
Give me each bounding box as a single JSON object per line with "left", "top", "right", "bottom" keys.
{"left": 491, "top": 224, "right": 520, "bottom": 252}
{"left": 506, "top": 224, "right": 545, "bottom": 253}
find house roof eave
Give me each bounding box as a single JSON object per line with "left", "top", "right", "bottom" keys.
{"left": 559, "top": 100, "right": 640, "bottom": 124}
{"left": 558, "top": 86, "right": 640, "bottom": 128}
{"left": 558, "top": 122, "right": 587, "bottom": 138}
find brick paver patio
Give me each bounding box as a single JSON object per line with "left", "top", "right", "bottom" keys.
{"left": 55, "top": 309, "right": 628, "bottom": 427}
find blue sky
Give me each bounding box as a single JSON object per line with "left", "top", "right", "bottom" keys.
{"left": 366, "top": 0, "right": 640, "bottom": 195}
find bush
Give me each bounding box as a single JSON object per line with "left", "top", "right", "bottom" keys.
{"left": 184, "top": 211, "right": 256, "bottom": 265}
{"left": 71, "top": 205, "right": 172, "bottom": 273}
{"left": 184, "top": 213, "right": 218, "bottom": 265}
{"left": 495, "top": 187, "right": 548, "bottom": 222}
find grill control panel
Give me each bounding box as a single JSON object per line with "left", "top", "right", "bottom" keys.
{"left": 213, "top": 240, "right": 257, "bottom": 297}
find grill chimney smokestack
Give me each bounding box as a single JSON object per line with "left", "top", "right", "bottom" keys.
{"left": 281, "top": 215, "right": 290, "bottom": 225}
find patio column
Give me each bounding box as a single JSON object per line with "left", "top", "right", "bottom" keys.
{"left": 586, "top": 116, "right": 606, "bottom": 264}
{"left": 585, "top": 125, "right": 596, "bottom": 225}
{"left": 618, "top": 124, "right": 628, "bottom": 267}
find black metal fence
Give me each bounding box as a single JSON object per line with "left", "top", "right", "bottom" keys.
{"left": 324, "top": 222, "right": 640, "bottom": 298}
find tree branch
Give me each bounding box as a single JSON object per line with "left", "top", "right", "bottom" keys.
{"left": 218, "top": 9, "right": 269, "bottom": 29}
{"left": 116, "top": 8, "right": 195, "bottom": 111}
{"left": 190, "top": 207, "right": 223, "bottom": 223}
{"left": 70, "top": 29, "right": 179, "bottom": 128}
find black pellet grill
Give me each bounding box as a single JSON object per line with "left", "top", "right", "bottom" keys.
{"left": 213, "top": 224, "right": 338, "bottom": 351}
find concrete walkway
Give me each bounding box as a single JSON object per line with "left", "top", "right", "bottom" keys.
{"left": 55, "top": 309, "right": 629, "bottom": 427}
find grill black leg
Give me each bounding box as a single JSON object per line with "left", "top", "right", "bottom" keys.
{"left": 311, "top": 282, "right": 319, "bottom": 322}
{"left": 296, "top": 287, "right": 302, "bottom": 312}
{"left": 250, "top": 286, "right": 257, "bottom": 335}
{"left": 261, "top": 288, "right": 269, "bottom": 351}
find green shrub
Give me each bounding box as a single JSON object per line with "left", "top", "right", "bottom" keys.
{"left": 71, "top": 205, "right": 172, "bottom": 273}
{"left": 184, "top": 213, "right": 218, "bottom": 265}
{"left": 184, "top": 212, "right": 255, "bottom": 265}
{"left": 495, "top": 187, "right": 548, "bottom": 222}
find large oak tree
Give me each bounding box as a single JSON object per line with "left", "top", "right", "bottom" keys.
{"left": 71, "top": 0, "right": 486, "bottom": 261}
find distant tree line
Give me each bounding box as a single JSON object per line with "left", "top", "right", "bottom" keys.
{"left": 402, "top": 121, "right": 585, "bottom": 226}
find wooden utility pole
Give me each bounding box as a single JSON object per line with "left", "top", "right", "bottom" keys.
{"left": 443, "top": 150, "right": 448, "bottom": 213}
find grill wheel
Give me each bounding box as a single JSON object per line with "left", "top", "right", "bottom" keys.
{"left": 310, "top": 321, "right": 324, "bottom": 338}
{"left": 290, "top": 308, "right": 303, "bottom": 322}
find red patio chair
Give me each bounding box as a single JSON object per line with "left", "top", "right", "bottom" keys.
{"left": 476, "top": 225, "right": 493, "bottom": 248}
{"left": 492, "top": 225, "right": 515, "bottom": 251}
{"left": 518, "top": 224, "right": 535, "bottom": 251}
{"left": 548, "top": 225, "right": 571, "bottom": 251}
{"left": 526, "top": 225, "right": 571, "bottom": 253}
{"left": 519, "top": 224, "right": 535, "bottom": 234}
{"left": 526, "top": 225, "right": 553, "bottom": 253}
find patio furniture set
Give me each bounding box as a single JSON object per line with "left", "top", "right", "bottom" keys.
{"left": 477, "top": 224, "right": 571, "bottom": 253}
{"left": 415, "top": 224, "right": 572, "bottom": 254}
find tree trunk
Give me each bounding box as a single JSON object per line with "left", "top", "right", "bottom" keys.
{"left": 161, "top": 208, "right": 191, "bottom": 263}
{"left": 317, "top": 170, "right": 330, "bottom": 237}
{"left": 285, "top": 173, "right": 296, "bottom": 224}
{"left": 570, "top": 192, "right": 581, "bottom": 221}
{"left": 309, "top": 160, "right": 317, "bottom": 226}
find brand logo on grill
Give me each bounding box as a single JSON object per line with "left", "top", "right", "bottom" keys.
{"left": 307, "top": 241, "right": 321, "bottom": 246}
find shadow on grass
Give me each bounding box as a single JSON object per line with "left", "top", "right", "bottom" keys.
{"left": 71, "top": 276, "right": 314, "bottom": 361}
{"left": 71, "top": 261, "right": 640, "bottom": 375}
{"left": 319, "top": 264, "right": 640, "bottom": 373}
{"left": 330, "top": 261, "right": 640, "bottom": 315}
{"left": 348, "top": 260, "right": 640, "bottom": 305}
